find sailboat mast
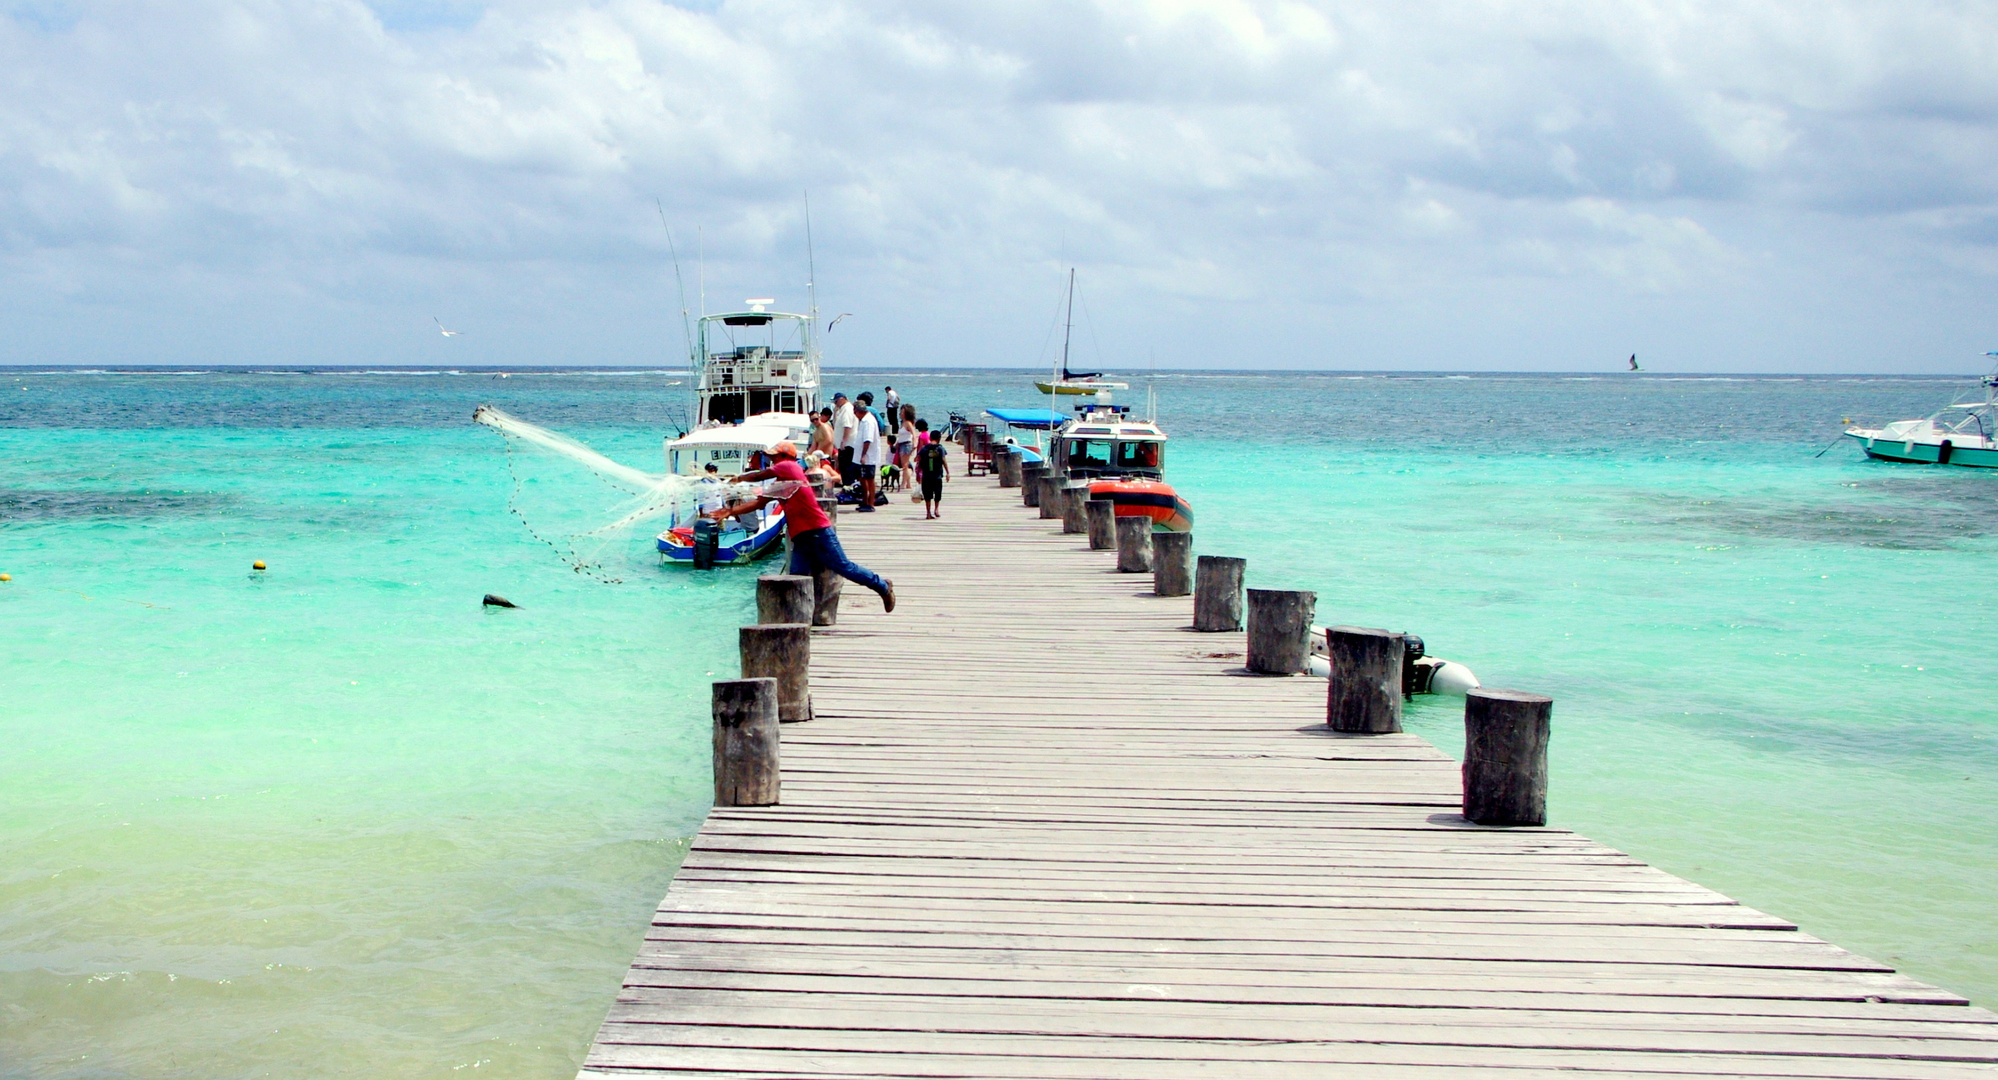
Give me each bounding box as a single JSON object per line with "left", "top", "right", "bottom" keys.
{"left": 1059, "top": 268, "right": 1075, "bottom": 380}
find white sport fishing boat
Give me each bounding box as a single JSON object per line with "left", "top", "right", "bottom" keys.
{"left": 1845, "top": 360, "right": 1998, "bottom": 468}
{"left": 656, "top": 299, "right": 822, "bottom": 566}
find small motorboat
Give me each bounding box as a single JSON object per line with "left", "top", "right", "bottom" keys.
{"left": 1087, "top": 478, "right": 1192, "bottom": 532}
{"left": 1051, "top": 402, "right": 1191, "bottom": 532}
{"left": 1305, "top": 627, "right": 1481, "bottom": 696}
{"left": 656, "top": 423, "right": 806, "bottom": 567}
{"left": 1845, "top": 364, "right": 1998, "bottom": 468}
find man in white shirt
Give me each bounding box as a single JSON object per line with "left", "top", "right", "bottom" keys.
{"left": 831, "top": 393, "right": 857, "bottom": 484}
{"left": 853, "top": 393, "right": 882, "bottom": 512}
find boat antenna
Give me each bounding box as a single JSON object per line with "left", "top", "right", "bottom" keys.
{"left": 655, "top": 199, "right": 696, "bottom": 372}
{"left": 697, "top": 226, "right": 705, "bottom": 318}
{"left": 804, "top": 190, "right": 819, "bottom": 327}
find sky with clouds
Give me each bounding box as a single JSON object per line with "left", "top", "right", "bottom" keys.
{"left": 4, "top": 0, "right": 1997, "bottom": 371}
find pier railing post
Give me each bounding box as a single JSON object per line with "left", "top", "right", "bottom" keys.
{"left": 1153, "top": 531, "right": 1193, "bottom": 596}
{"left": 1037, "top": 475, "right": 1064, "bottom": 520}
{"left": 1086, "top": 498, "right": 1116, "bottom": 550}
{"left": 756, "top": 574, "right": 814, "bottom": 626}
{"left": 1021, "top": 462, "right": 1046, "bottom": 506}
{"left": 1115, "top": 517, "right": 1153, "bottom": 572}
{"left": 712, "top": 677, "right": 779, "bottom": 806}
{"left": 740, "top": 623, "right": 812, "bottom": 723}
{"left": 1326, "top": 626, "right": 1405, "bottom": 734}
{"left": 1463, "top": 689, "right": 1552, "bottom": 826}
{"left": 1061, "top": 481, "right": 1090, "bottom": 534}
{"left": 1245, "top": 589, "right": 1315, "bottom": 674}
{"left": 816, "top": 495, "right": 837, "bottom": 520}
{"left": 1193, "top": 555, "right": 1246, "bottom": 631}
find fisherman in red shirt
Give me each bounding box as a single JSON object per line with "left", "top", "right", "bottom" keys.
{"left": 706, "top": 440, "right": 896, "bottom": 612}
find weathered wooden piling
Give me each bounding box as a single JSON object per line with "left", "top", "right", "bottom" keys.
{"left": 710, "top": 677, "right": 779, "bottom": 807}
{"left": 739, "top": 623, "right": 811, "bottom": 723}
{"left": 755, "top": 574, "right": 814, "bottom": 626}
{"left": 810, "top": 569, "right": 841, "bottom": 627}
{"left": 1060, "top": 481, "right": 1090, "bottom": 535}
{"left": 1193, "top": 555, "right": 1246, "bottom": 631}
{"left": 1036, "top": 474, "right": 1064, "bottom": 519}
{"left": 1085, "top": 498, "right": 1116, "bottom": 549}
{"left": 1020, "top": 462, "right": 1045, "bottom": 506}
{"left": 1326, "top": 625, "right": 1405, "bottom": 734}
{"left": 1463, "top": 688, "right": 1553, "bottom": 826}
{"left": 1152, "top": 531, "right": 1193, "bottom": 595}
{"left": 815, "top": 495, "right": 837, "bottom": 520}
{"left": 1002, "top": 448, "right": 1026, "bottom": 488}
{"left": 1115, "top": 516, "right": 1153, "bottom": 572}
{"left": 1245, "top": 588, "right": 1315, "bottom": 674}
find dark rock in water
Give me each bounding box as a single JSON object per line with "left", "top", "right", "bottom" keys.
{"left": 482, "top": 594, "right": 518, "bottom": 608}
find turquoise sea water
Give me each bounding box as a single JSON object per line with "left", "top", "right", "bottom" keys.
{"left": 4, "top": 369, "right": 1995, "bottom": 1078}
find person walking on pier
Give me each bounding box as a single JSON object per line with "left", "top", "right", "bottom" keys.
{"left": 708, "top": 441, "right": 895, "bottom": 612}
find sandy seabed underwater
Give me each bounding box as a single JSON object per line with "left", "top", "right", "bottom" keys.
{"left": 2, "top": 368, "right": 1995, "bottom": 1078}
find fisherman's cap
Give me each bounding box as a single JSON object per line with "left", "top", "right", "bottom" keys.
{"left": 833, "top": 392, "right": 848, "bottom": 400}
{"left": 769, "top": 441, "right": 801, "bottom": 459}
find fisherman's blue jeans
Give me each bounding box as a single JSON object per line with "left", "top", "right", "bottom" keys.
{"left": 787, "top": 526, "right": 889, "bottom": 597}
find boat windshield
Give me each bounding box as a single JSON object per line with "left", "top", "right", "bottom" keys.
{"left": 1065, "top": 439, "right": 1163, "bottom": 472}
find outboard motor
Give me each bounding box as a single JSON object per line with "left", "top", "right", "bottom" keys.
{"left": 1401, "top": 634, "right": 1428, "bottom": 698}
{"left": 692, "top": 518, "right": 720, "bottom": 570}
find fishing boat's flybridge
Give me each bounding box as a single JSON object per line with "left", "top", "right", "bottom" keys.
{"left": 693, "top": 300, "right": 820, "bottom": 426}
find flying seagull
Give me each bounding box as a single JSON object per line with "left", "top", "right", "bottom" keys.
{"left": 1628, "top": 353, "right": 1639, "bottom": 371}
{"left": 434, "top": 317, "right": 461, "bottom": 338}
{"left": 827, "top": 313, "right": 853, "bottom": 332}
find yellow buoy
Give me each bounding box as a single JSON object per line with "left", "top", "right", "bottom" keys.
{"left": 253, "top": 561, "right": 267, "bottom": 571}
{"left": 0, "top": 573, "right": 10, "bottom": 581}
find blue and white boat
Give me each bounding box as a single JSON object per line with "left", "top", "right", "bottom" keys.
{"left": 1846, "top": 363, "right": 1998, "bottom": 468}
{"left": 655, "top": 423, "right": 809, "bottom": 565}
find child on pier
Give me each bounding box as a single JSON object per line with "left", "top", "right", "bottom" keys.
{"left": 916, "top": 433, "right": 949, "bottom": 520}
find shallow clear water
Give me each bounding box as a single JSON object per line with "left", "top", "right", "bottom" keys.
{"left": 4, "top": 368, "right": 1995, "bottom": 1078}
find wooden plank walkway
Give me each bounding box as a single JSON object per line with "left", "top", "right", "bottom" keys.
{"left": 581, "top": 471, "right": 1998, "bottom": 1079}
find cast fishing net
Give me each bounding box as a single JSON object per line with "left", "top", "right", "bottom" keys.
{"left": 472, "top": 406, "right": 772, "bottom": 583}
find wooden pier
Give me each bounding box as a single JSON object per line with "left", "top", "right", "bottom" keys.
{"left": 581, "top": 474, "right": 1998, "bottom": 1078}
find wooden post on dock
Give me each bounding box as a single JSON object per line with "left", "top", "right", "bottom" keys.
{"left": 1086, "top": 498, "right": 1116, "bottom": 549}
{"left": 996, "top": 447, "right": 1022, "bottom": 488}
{"left": 1037, "top": 475, "right": 1064, "bottom": 520}
{"left": 811, "top": 570, "right": 841, "bottom": 627}
{"left": 1463, "top": 689, "right": 1552, "bottom": 826}
{"left": 1021, "top": 462, "right": 1045, "bottom": 506}
{"left": 1153, "top": 531, "right": 1193, "bottom": 596}
{"left": 1193, "top": 555, "right": 1246, "bottom": 631}
{"left": 816, "top": 495, "right": 837, "bottom": 520}
{"left": 740, "top": 623, "right": 812, "bottom": 723}
{"left": 711, "top": 677, "right": 779, "bottom": 806}
{"left": 1061, "top": 481, "right": 1090, "bottom": 534}
{"left": 756, "top": 575, "right": 814, "bottom": 626}
{"left": 1245, "top": 588, "right": 1315, "bottom": 674}
{"left": 1326, "top": 625, "right": 1405, "bottom": 734}
{"left": 1116, "top": 517, "right": 1153, "bottom": 572}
